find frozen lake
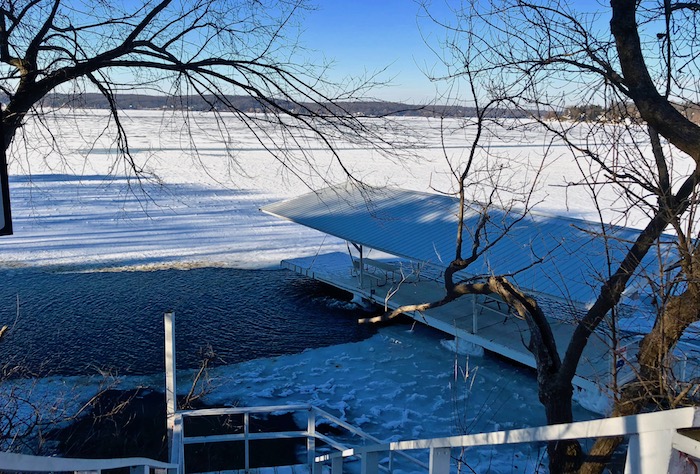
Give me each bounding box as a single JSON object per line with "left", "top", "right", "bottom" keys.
{"left": 0, "top": 110, "right": 647, "bottom": 470}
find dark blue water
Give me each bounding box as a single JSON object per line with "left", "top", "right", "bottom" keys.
{"left": 0, "top": 268, "right": 377, "bottom": 377}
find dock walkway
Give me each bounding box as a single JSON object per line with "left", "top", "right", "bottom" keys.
{"left": 282, "top": 252, "right": 612, "bottom": 393}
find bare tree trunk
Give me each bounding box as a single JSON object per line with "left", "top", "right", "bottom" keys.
{"left": 540, "top": 379, "right": 583, "bottom": 472}
{"left": 471, "top": 276, "right": 584, "bottom": 472}
{"left": 526, "top": 299, "right": 583, "bottom": 472}
{"left": 610, "top": 0, "right": 700, "bottom": 161}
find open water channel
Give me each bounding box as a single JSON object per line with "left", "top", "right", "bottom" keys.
{"left": 0, "top": 267, "right": 376, "bottom": 377}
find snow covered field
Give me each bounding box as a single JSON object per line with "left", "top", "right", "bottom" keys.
{"left": 1, "top": 110, "right": 650, "bottom": 470}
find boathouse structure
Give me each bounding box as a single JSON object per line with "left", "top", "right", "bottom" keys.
{"left": 262, "top": 182, "right": 691, "bottom": 394}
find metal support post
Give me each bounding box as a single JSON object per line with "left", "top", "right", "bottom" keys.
{"left": 164, "top": 311, "right": 177, "bottom": 462}
{"left": 244, "top": 412, "right": 250, "bottom": 471}
{"left": 625, "top": 430, "right": 674, "bottom": 474}
{"left": 429, "top": 447, "right": 451, "bottom": 474}
{"left": 361, "top": 451, "right": 379, "bottom": 474}
{"left": 331, "top": 456, "right": 343, "bottom": 474}
{"left": 307, "top": 408, "right": 317, "bottom": 468}
{"left": 359, "top": 244, "right": 365, "bottom": 287}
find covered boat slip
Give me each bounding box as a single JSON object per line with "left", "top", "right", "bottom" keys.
{"left": 281, "top": 251, "right": 610, "bottom": 392}
{"left": 262, "top": 183, "right": 677, "bottom": 393}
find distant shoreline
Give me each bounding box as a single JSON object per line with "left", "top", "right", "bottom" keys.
{"left": 15, "top": 92, "right": 532, "bottom": 118}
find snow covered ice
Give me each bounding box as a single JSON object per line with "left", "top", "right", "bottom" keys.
{"left": 3, "top": 110, "right": 663, "bottom": 271}
{"left": 204, "top": 324, "right": 592, "bottom": 472}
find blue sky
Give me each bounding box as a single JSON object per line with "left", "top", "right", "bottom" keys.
{"left": 298, "top": 1, "right": 613, "bottom": 104}
{"left": 63, "top": 0, "right": 614, "bottom": 105}
{"left": 299, "top": 1, "right": 445, "bottom": 103}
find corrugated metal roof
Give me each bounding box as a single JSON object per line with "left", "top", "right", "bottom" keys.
{"left": 262, "top": 182, "right": 672, "bottom": 307}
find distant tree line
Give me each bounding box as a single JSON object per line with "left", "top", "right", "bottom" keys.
{"left": 550, "top": 102, "right": 700, "bottom": 124}
{"left": 7, "top": 92, "right": 532, "bottom": 118}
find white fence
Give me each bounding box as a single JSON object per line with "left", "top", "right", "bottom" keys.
{"left": 0, "top": 407, "right": 695, "bottom": 474}
{"left": 171, "top": 404, "right": 426, "bottom": 473}
{"left": 314, "top": 406, "right": 700, "bottom": 474}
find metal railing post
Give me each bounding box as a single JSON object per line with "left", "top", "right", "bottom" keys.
{"left": 361, "top": 451, "right": 379, "bottom": 474}
{"left": 429, "top": 447, "right": 451, "bottom": 474}
{"left": 171, "top": 416, "right": 185, "bottom": 474}
{"left": 244, "top": 412, "right": 250, "bottom": 471}
{"left": 164, "top": 311, "right": 177, "bottom": 465}
{"left": 307, "top": 408, "right": 316, "bottom": 468}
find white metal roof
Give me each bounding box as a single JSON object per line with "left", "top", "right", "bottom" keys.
{"left": 262, "top": 182, "right": 672, "bottom": 307}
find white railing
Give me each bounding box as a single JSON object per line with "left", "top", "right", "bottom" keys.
{"left": 172, "top": 404, "right": 426, "bottom": 473}
{"left": 163, "top": 312, "right": 700, "bottom": 474}
{"left": 164, "top": 312, "right": 426, "bottom": 473}
{"left": 0, "top": 451, "right": 177, "bottom": 474}
{"left": 315, "top": 406, "right": 700, "bottom": 474}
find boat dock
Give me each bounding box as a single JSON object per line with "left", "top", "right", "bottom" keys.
{"left": 260, "top": 183, "right": 688, "bottom": 397}
{"left": 281, "top": 251, "right": 611, "bottom": 393}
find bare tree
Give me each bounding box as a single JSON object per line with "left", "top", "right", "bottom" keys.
{"left": 0, "top": 0, "right": 394, "bottom": 190}
{"left": 364, "top": 1, "right": 700, "bottom": 472}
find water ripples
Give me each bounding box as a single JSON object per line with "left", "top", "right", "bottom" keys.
{"left": 0, "top": 268, "right": 377, "bottom": 377}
